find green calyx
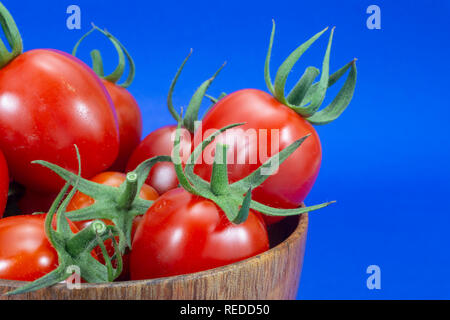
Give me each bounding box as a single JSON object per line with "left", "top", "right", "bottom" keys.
{"left": 167, "top": 50, "right": 226, "bottom": 133}
{"left": 72, "top": 24, "right": 135, "bottom": 88}
{"left": 0, "top": 2, "right": 23, "bottom": 68}
{"left": 172, "top": 122, "right": 335, "bottom": 224}
{"left": 32, "top": 151, "right": 171, "bottom": 250}
{"left": 7, "top": 149, "right": 122, "bottom": 296}
{"left": 265, "top": 20, "right": 357, "bottom": 125}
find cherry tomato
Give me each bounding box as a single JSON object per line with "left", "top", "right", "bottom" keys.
{"left": 0, "top": 149, "right": 8, "bottom": 218}
{"left": 102, "top": 80, "right": 143, "bottom": 172}
{"left": 0, "top": 49, "right": 120, "bottom": 194}
{"left": 0, "top": 214, "right": 79, "bottom": 281}
{"left": 126, "top": 125, "right": 192, "bottom": 195}
{"left": 67, "top": 171, "right": 158, "bottom": 280}
{"left": 130, "top": 188, "right": 269, "bottom": 280}
{"left": 194, "top": 89, "right": 322, "bottom": 225}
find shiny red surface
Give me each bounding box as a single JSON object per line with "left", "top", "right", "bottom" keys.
{"left": 126, "top": 125, "right": 192, "bottom": 195}
{"left": 102, "top": 80, "right": 143, "bottom": 172}
{"left": 67, "top": 171, "right": 158, "bottom": 280}
{"left": 0, "top": 49, "right": 119, "bottom": 193}
{"left": 194, "top": 89, "right": 322, "bottom": 225}
{"left": 0, "top": 214, "right": 78, "bottom": 281}
{"left": 130, "top": 188, "right": 269, "bottom": 280}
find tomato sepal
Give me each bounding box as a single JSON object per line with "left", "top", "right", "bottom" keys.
{"left": 6, "top": 170, "right": 122, "bottom": 296}
{"left": 72, "top": 24, "right": 135, "bottom": 88}
{"left": 182, "top": 62, "right": 226, "bottom": 133}
{"left": 305, "top": 60, "right": 357, "bottom": 125}
{"left": 32, "top": 155, "right": 171, "bottom": 248}
{"left": 0, "top": 2, "right": 23, "bottom": 68}
{"left": 265, "top": 20, "right": 357, "bottom": 124}
{"left": 173, "top": 122, "right": 335, "bottom": 224}
{"left": 167, "top": 50, "right": 225, "bottom": 132}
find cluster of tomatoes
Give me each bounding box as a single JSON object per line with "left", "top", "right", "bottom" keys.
{"left": 0, "top": 2, "right": 357, "bottom": 294}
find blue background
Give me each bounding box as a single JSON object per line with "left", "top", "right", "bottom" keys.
{"left": 4, "top": 0, "right": 449, "bottom": 299}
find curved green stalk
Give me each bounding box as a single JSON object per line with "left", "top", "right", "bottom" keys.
{"left": 265, "top": 21, "right": 357, "bottom": 125}
{"left": 6, "top": 151, "right": 123, "bottom": 296}
{"left": 32, "top": 153, "right": 172, "bottom": 251}
{"left": 0, "top": 2, "right": 23, "bottom": 68}
{"left": 171, "top": 120, "right": 335, "bottom": 224}
{"left": 166, "top": 51, "right": 225, "bottom": 132}
{"left": 167, "top": 50, "right": 192, "bottom": 122}
{"left": 72, "top": 25, "right": 133, "bottom": 86}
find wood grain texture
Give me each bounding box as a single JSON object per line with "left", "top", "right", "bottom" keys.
{"left": 0, "top": 214, "right": 308, "bottom": 300}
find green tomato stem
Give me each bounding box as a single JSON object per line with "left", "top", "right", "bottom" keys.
{"left": 0, "top": 2, "right": 23, "bottom": 68}
{"left": 167, "top": 50, "right": 192, "bottom": 123}
{"left": 172, "top": 121, "right": 335, "bottom": 224}
{"left": 90, "top": 49, "right": 105, "bottom": 77}
{"left": 72, "top": 25, "right": 130, "bottom": 86}
{"left": 265, "top": 20, "right": 357, "bottom": 125}
{"left": 210, "top": 143, "right": 230, "bottom": 196}
{"left": 65, "top": 220, "right": 107, "bottom": 257}
{"left": 166, "top": 51, "right": 225, "bottom": 132}
{"left": 116, "top": 172, "right": 138, "bottom": 210}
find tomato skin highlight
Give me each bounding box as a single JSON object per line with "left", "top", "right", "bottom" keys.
{"left": 0, "top": 49, "right": 120, "bottom": 193}
{"left": 102, "top": 80, "right": 143, "bottom": 172}
{"left": 0, "top": 214, "right": 79, "bottom": 281}
{"left": 126, "top": 125, "right": 193, "bottom": 195}
{"left": 130, "top": 188, "right": 269, "bottom": 280}
{"left": 0, "top": 150, "right": 8, "bottom": 218}
{"left": 0, "top": 215, "right": 57, "bottom": 281}
{"left": 194, "top": 89, "right": 322, "bottom": 225}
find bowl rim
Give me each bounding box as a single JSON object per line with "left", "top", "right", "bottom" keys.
{"left": 0, "top": 213, "right": 308, "bottom": 290}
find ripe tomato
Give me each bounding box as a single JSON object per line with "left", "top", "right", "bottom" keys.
{"left": 67, "top": 171, "right": 158, "bottom": 280}
{"left": 0, "top": 214, "right": 79, "bottom": 281}
{"left": 126, "top": 125, "right": 192, "bottom": 195}
{"left": 0, "top": 149, "right": 8, "bottom": 218}
{"left": 0, "top": 49, "right": 120, "bottom": 194}
{"left": 194, "top": 89, "right": 322, "bottom": 225}
{"left": 130, "top": 188, "right": 269, "bottom": 280}
{"left": 102, "top": 80, "right": 143, "bottom": 172}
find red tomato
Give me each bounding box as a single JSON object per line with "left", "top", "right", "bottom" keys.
{"left": 0, "top": 214, "right": 79, "bottom": 281}
{"left": 0, "top": 150, "right": 8, "bottom": 218}
{"left": 0, "top": 49, "right": 120, "bottom": 194}
{"left": 67, "top": 171, "right": 158, "bottom": 280}
{"left": 130, "top": 188, "right": 269, "bottom": 280}
{"left": 194, "top": 89, "right": 322, "bottom": 225}
{"left": 102, "top": 80, "right": 143, "bottom": 172}
{"left": 126, "top": 125, "right": 193, "bottom": 195}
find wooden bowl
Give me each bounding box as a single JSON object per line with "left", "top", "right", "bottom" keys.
{"left": 0, "top": 214, "right": 308, "bottom": 300}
